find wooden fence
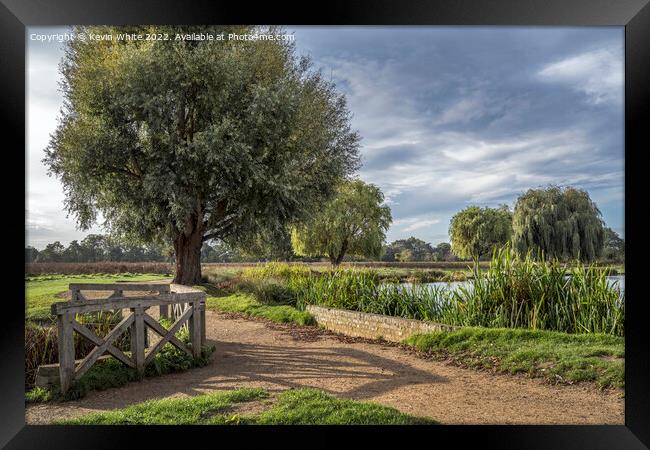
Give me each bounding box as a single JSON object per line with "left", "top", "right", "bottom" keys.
{"left": 50, "top": 283, "right": 206, "bottom": 394}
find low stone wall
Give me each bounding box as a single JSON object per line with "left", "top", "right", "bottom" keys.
{"left": 306, "top": 305, "right": 458, "bottom": 342}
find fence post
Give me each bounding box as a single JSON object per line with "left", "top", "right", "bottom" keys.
{"left": 57, "top": 312, "right": 75, "bottom": 394}
{"left": 131, "top": 307, "right": 146, "bottom": 375}
{"left": 190, "top": 301, "right": 202, "bottom": 358}
{"left": 200, "top": 295, "right": 206, "bottom": 347}
{"left": 159, "top": 304, "right": 169, "bottom": 320}
{"left": 113, "top": 289, "right": 123, "bottom": 320}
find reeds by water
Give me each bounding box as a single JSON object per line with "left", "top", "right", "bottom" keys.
{"left": 260, "top": 248, "right": 624, "bottom": 336}
{"left": 448, "top": 248, "right": 623, "bottom": 335}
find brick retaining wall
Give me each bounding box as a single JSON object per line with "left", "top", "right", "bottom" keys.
{"left": 306, "top": 305, "right": 458, "bottom": 342}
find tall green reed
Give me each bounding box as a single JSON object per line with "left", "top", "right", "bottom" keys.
{"left": 446, "top": 247, "right": 623, "bottom": 335}
{"left": 252, "top": 251, "right": 623, "bottom": 336}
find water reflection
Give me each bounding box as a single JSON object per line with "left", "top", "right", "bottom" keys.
{"left": 388, "top": 275, "right": 625, "bottom": 296}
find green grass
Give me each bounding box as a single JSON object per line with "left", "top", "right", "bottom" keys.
{"left": 405, "top": 327, "right": 624, "bottom": 389}
{"left": 55, "top": 388, "right": 436, "bottom": 425}
{"left": 202, "top": 290, "right": 315, "bottom": 326}
{"left": 25, "top": 273, "right": 171, "bottom": 321}
{"left": 251, "top": 389, "right": 435, "bottom": 425}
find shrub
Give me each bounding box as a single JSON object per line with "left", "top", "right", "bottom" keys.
{"left": 251, "top": 280, "right": 297, "bottom": 306}
{"left": 442, "top": 271, "right": 468, "bottom": 282}
{"left": 241, "top": 262, "right": 312, "bottom": 281}
{"left": 405, "top": 270, "right": 446, "bottom": 283}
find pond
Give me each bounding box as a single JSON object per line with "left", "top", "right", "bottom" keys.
{"left": 389, "top": 275, "right": 625, "bottom": 296}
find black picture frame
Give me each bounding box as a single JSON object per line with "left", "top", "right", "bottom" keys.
{"left": 2, "top": 0, "right": 648, "bottom": 448}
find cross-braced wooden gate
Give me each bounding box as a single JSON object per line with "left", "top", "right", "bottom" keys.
{"left": 51, "top": 283, "right": 206, "bottom": 394}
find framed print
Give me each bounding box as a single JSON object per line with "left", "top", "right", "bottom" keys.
{"left": 2, "top": 0, "right": 649, "bottom": 448}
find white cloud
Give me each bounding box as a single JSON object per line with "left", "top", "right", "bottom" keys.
{"left": 25, "top": 27, "right": 624, "bottom": 248}
{"left": 393, "top": 216, "right": 441, "bottom": 232}
{"left": 432, "top": 95, "right": 486, "bottom": 126}
{"left": 537, "top": 46, "right": 623, "bottom": 105}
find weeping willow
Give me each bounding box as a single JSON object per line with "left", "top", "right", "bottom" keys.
{"left": 512, "top": 186, "right": 605, "bottom": 261}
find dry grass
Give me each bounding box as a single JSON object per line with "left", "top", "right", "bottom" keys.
{"left": 26, "top": 262, "right": 173, "bottom": 276}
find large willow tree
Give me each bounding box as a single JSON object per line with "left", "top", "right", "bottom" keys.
{"left": 448, "top": 205, "right": 512, "bottom": 259}
{"left": 512, "top": 186, "right": 605, "bottom": 261}
{"left": 291, "top": 180, "right": 392, "bottom": 265}
{"left": 44, "top": 26, "right": 360, "bottom": 284}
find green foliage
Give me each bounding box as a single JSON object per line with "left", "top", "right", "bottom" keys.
{"left": 602, "top": 227, "right": 625, "bottom": 262}
{"left": 205, "top": 293, "right": 315, "bottom": 326}
{"left": 449, "top": 205, "right": 512, "bottom": 259}
{"left": 55, "top": 388, "right": 435, "bottom": 425}
{"left": 453, "top": 246, "right": 624, "bottom": 335}
{"left": 241, "top": 262, "right": 312, "bottom": 280}
{"left": 289, "top": 268, "right": 379, "bottom": 311}
{"left": 512, "top": 186, "right": 605, "bottom": 261}
{"left": 404, "top": 270, "right": 446, "bottom": 283}
{"left": 291, "top": 179, "right": 392, "bottom": 265}
{"left": 44, "top": 25, "right": 360, "bottom": 283}
{"left": 406, "top": 327, "right": 624, "bottom": 388}
{"left": 25, "top": 386, "right": 54, "bottom": 402}
{"left": 289, "top": 269, "right": 453, "bottom": 321}
{"left": 25, "top": 246, "right": 39, "bottom": 263}
{"left": 286, "top": 248, "right": 624, "bottom": 336}
{"left": 249, "top": 280, "right": 297, "bottom": 306}
{"left": 28, "top": 234, "right": 171, "bottom": 263}
{"left": 381, "top": 237, "right": 451, "bottom": 262}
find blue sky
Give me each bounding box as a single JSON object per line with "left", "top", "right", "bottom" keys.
{"left": 26, "top": 26, "right": 624, "bottom": 249}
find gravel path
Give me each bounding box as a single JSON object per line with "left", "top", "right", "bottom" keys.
{"left": 26, "top": 310, "right": 624, "bottom": 424}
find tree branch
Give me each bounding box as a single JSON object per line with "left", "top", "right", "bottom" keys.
{"left": 202, "top": 231, "right": 222, "bottom": 243}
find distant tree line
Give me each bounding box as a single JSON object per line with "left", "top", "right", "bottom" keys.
{"left": 26, "top": 233, "right": 306, "bottom": 264}
{"left": 26, "top": 234, "right": 172, "bottom": 263}
{"left": 381, "top": 237, "right": 455, "bottom": 262}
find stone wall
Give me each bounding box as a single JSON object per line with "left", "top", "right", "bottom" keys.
{"left": 306, "top": 305, "right": 458, "bottom": 342}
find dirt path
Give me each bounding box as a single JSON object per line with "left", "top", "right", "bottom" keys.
{"left": 26, "top": 310, "right": 624, "bottom": 424}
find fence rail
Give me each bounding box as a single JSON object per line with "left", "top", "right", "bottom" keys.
{"left": 50, "top": 283, "right": 206, "bottom": 394}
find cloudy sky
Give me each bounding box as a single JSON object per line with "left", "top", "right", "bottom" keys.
{"left": 26, "top": 26, "right": 624, "bottom": 249}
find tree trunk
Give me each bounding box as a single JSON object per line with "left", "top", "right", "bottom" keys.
{"left": 330, "top": 240, "right": 349, "bottom": 267}
{"left": 172, "top": 226, "right": 204, "bottom": 285}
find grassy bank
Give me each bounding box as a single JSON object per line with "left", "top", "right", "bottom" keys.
{"left": 56, "top": 387, "right": 436, "bottom": 425}
{"left": 25, "top": 273, "right": 170, "bottom": 321}
{"left": 197, "top": 284, "right": 315, "bottom": 326}
{"left": 406, "top": 327, "right": 624, "bottom": 389}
